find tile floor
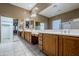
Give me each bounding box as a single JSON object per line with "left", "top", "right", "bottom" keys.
{"left": 0, "top": 35, "right": 45, "bottom": 56}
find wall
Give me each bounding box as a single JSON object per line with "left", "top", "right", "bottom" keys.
{"left": 0, "top": 3, "right": 49, "bottom": 30}
{"left": 33, "top": 14, "right": 49, "bottom": 29}
{"left": 24, "top": 14, "right": 49, "bottom": 30}
{"left": 0, "top": 3, "right": 30, "bottom": 19}
{"left": 48, "top": 8, "right": 79, "bottom": 29}
{"left": 0, "top": 16, "right": 1, "bottom": 43}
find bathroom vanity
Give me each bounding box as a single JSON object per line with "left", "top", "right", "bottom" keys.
{"left": 38, "top": 30, "right": 79, "bottom": 56}
{"left": 18, "top": 29, "right": 79, "bottom": 56}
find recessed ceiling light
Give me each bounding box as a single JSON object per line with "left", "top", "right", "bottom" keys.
{"left": 26, "top": 18, "right": 30, "bottom": 21}
{"left": 31, "top": 13, "right": 37, "bottom": 17}
{"left": 58, "top": 10, "right": 61, "bottom": 11}
{"left": 56, "top": 10, "right": 61, "bottom": 12}
{"left": 34, "top": 7, "right": 38, "bottom": 10}
{"left": 73, "top": 18, "right": 79, "bottom": 22}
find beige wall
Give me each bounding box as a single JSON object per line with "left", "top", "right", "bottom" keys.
{"left": 0, "top": 3, "right": 49, "bottom": 30}
{"left": 0, "top": 3, "right": 31, "bottom": 30}
{"left": 32, "top": 14, "right": 49, "bottom": 29}
{"left": 1, "top": 3, "right": 79, "bottom": 30}
{"left": 0, "top": 3, "right": 30, "bottom": 19}
{"left": 48, "top": 8, "right": 79, "bottom": 29}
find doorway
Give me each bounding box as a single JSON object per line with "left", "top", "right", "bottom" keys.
{"left": 13, "top": 19, "right": 18, "bottom": 35}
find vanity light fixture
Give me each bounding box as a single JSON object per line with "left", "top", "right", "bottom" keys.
{"left": 31, "top": 7, "right": 38, "bottom": 18}
{"left": 26, "top": 18, "right": 30, "bottom": 21}
{"left": 31, "top": 13, "right": 37, "bottom": 17}
{"left": 34, "top": 7, "right": 38, "bottom": 10}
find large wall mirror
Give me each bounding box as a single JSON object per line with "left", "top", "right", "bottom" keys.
{"left": 52, "top": 19, "right": 61, "bottom": 30}
{"left": 62, "top": 18, "right": 79, "bottom": 29}
{"left": 35, "top": 22, "right": 45, "bottom": 30}
{"left": 25, "top": 21, "right": 30, "bottom": 28}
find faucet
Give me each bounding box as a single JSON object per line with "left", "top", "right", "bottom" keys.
{"left": 64, "top": 29, "right": 70, "bottom": 34}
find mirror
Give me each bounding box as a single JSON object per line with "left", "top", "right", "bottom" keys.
{"left": 25, "top": 21, "right": 30, "bottom": 28}
{"left": 35, "top": 22, "right": 45, "bottom": 30}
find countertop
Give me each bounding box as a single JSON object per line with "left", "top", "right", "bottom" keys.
{"left": 40, "top": 30, "right": 79, "bottom": 37}
{"left": 24, "top": 29, "right": 79, "bottom": 37}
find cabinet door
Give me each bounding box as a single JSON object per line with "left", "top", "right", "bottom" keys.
{"left": 27, "top": 32, "right": 30, "bottom": 42}
{"left": 43, "top": 34, "right": 58, "bottom": 56}
{"left": 21, "top": 31, "right": 24, "bottom": 38}
{"left": 29, "top": 32, "right": 32, "bottom": 43}
{"left": 38, "top": 33, "right": 43, "bottom": 41}
{"left": 62, "top": 36, "right": 79, "bottom": 56}
{"left": 24, "top": 32, "right": 31, "bottom": 43}
{"left": 25, "top": 32, "right": 27, "bottom": 40}
{"left": 59, "top": 36, "right": 63, "bottom": 56}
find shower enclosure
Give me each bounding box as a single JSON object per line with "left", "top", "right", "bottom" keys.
{"left": 0, "top": 16, "right": 13, "bottom": 43}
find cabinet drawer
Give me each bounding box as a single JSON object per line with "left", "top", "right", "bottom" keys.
{"left": 39, "top": 40, "right": 42, "bottom": 45}
{"left": 39, "top": 45, "right": 42, "bottom": 50}
{"left": 39, "top": 37, "right": 42, "bottom": 41}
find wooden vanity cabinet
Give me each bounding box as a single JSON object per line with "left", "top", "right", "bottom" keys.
{"left": 32, "top": 34, "right": 38, "bottom": 44}
{"left": 18, "top": 31, "right": 21, "bottom": 36}
{"left": 58, "top": 35, "right": 63, "bottom": 56}
{"left": 21, "top": 31, "right": 24, "bottom": 39}
{"left": 42, "top": 34, "right": 59, "bottom": 56}
{"left": 38, "top": 33, "right": 79, "bottom": 56}
{"left": 24, "top": 32, "right": 32, "bottom": 43}
{"left": 59, "top": 36, "right": 79, "bottom": 56}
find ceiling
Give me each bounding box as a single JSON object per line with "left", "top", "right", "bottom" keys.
{"left": 11, "top": 3, "right": 37, "bottom": 10}
{"left": 10, "top": 3, "right": 79, "bottom": 18}
{"left": 39, "top": 3, "right": 79, "bottom": 18}
{"left": 32, "top": 3, "right": 52, "bottom": 13}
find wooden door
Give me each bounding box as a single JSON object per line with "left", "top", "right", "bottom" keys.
{"left": 58, "top": 35, "right": 63, "bottom": 56}
{"left": 62, "top": 36, "right": 79, "bottom": 56}
{"left": 25, "top": 32, "right": 27, "bottom": 41}
{"left": 43, "top": 34, "right": 58, "bottom": 56}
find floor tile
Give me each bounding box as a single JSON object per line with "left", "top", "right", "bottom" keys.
{"left": 0, "top": 35, "right": 45, "bottom": 56}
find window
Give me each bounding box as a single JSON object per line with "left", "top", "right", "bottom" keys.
{"left": 52, "top": 20, "right": 61, "bottom": 30}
